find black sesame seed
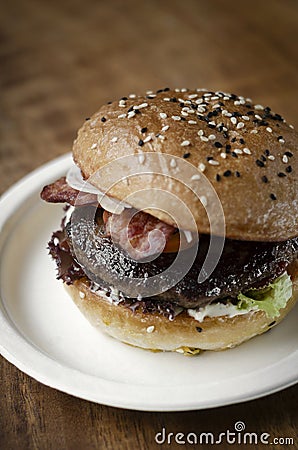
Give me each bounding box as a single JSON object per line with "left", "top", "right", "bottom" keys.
{"left": 107, "top": 101, "right": 112, "bottom": 104}
{"left": 286, "top": 165, "right": 292, "bottom": 173}
{"left": 262, "top": 175, "right": 268, "bottom": 183}
{"left": 216, "top": 174, "right": 221, "bottom": 181}
{"left": 141, "top": 127, "right": 147, "bottom": 133}
{"left": 247, "top": 111, "right": 254, "bottom": 115}
{"left": 239, "top": 138, "right": 245, "bottom": 144}
{"left": 226, "top": 144, "right": 231, "bottom": 150}
{"left": 180, "top": 117, "right": 186, "bottom": 121}
{"left": 138, "top": 139, "right": 144, "bottom": 147}
{"left": 256, "top": 159, "right": 265, "bottom": 167}
{"left": 264, "top": 149, "right": 270, "bottom": 156}
{"left": 278, "top": 135, "right": 283, "bottom": 140}
{"left": 285, "top": 151, "right": 293, "bottom": 157}
{"left": 264, "top": 107, "right": 271, "bottom": 113}
{"left": 231, "top": 152, "right": 238, "bottom": 158}
{"left": 170, "top": 97, "right": 177, "bottom": 102}
{"left": 183, "top": 152, "right": 191, "bottom": 159}
{"left": 85, "top": 117, "right": 90, "bottom": 121}
{"left": 208, "top": 124, "right": 216, "bottom": 129}
{"left": 223, "top": 170, "right": 232, "bottom": 177}
{"left": 259, "top": 120, "right": 268, "bottom": 126}
{"left": 179, "top": 102, "right": 184, "bottom": 107}
{"left": 270, "top": 193, "right": 277, "bottom": 200}
{"left": 196, "top": 327, "right": 203, "bottom": 333}
{"left": 231, "top": 137, "right": 236, "bottom": 143}
{"left": 214, "top": 142, "right": 223, "bottom": 148}
{"left": 223, "top": 132, "right": 229, "bottom": 139}
{"left": 121, "top": 97, "right": 128, "bottom": 100}
{"left": 269, "top": 321, "right": 276, "bottom": 327}
{"left": 260, "top": 155, "right": 266, "bottom": 162}
{"left": 235, "top": 171, "right": 240, "bottom": 177}
{"left": 134, "top": 109, "right": 141, "bottom": 114}
{"left": 101, "top": 117, "right": 106, "bottom": 122}
{"left": 163, "top": 87, "right": 170, "bottom": 91}
{"left": 278, "top": 172, "right": 286, "bottom": 177}
{"left": 127, "top": 106, "right": 134, "bottom": 112}
{"left": 156, "top": 89, "right": 163, "bottom": 93}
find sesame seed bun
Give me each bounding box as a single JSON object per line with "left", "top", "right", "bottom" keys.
{"left": 65, "top": 266, "right": 298, "bottom": 353}
{"left": 73, "top": 88, "right": 297, "bottom": 241}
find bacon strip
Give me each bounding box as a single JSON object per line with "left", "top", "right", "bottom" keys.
{"left": 104, "top": 209, "right": 176, "bottom": 260}
{"left": 40, "top": 177, "right": 97, "bottom": 206}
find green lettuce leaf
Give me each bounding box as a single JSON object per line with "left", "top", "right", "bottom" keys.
{"left": 237, "top": 272, "right": 292, "bottom": 319}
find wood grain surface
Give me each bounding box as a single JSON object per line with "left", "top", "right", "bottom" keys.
{"left": 0, "top": 0, "right": 297, "bottom": 448}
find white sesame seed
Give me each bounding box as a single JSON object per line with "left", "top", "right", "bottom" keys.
{"left": 236, "top": 122, "right": 244, "bottom": 129}
{"left": 222, "top": 109, "right": 229, "bottom": 116}
{"left": 188, "top": 93, "right": 198, "bottom": 99}
{"left": 199, "top": 163, "right": 206, "bottom": 172}
{"left": 176, "top": 348, "right": 184, "bottom": 353}
{"left": 188, "top": 120, "right": 197, "bottom": 125}
{"left": 186, "top": 109, "right": 195, "bottom": 114}
{"left": 170, "top": 158, "right": 177, "bottom": 168}
{"left": 223, "top": 96, "right": 230, "bottom": 100}
{"left": 239, "top": 99, "right": 246, "bottom": 105}
{"left": 234, "top": 149, "right": 243, "bottom": 154}
{"left": 146, "top": 326, "right": 155, "bottom": 333}
{"left": 119, "top": 99, "right": 126, "bottom": 107}
{"left": 129, "top": 94, "right": 136, "bottom": 98}
{"left": 243, "top": 148, "right": 251, "bottom": 154}
{"left": 163, "top": 97, "right": 170, "bottom": 101}
{"left": 181, "top": 111, "right": 189, "bottom": 117}
{"left": 234, "top": 100, "right": 241, "bottom": 106}
{"left": 195, "top": 98, "right": 203, "bottom": 104}
{"left": 250, "top": 129, "right": 258, "bottom": 134}
{"left": 231, "top": 117, "right": 237, "bottom": 125}
{"left": 138, "top": 154, "right": 145, "bottom": 164}
{"left": 161, "top": 125, "right": 170, "bottom": 132}
{"left": 111, "top": 137, "right": 118, "bottom": 143}
{"left": 255, "top": 114, "right": 262, "bottom": 120}
{"left": 211, "top": 96, "right": 219, "bottom": 100}
{"left": 118, "top": 113, "right": 127, "bottom": 119}
{"left": 159, "top": 112, "right": 167, "bottom": 119}
{"left": 158, "top": 135, "right": 165, "bottom": 141}
{"left": 181, "top": 140, "right": 190, "bottom": 146}
{"left": 200, "top": 195, "right": 208, "bottom": 206}
{"left": 254, "top": 104, "right": 264, "bottom": 110}
{"left": 208, "top": 134, "right": 216, "bottom": 140}
{"left": 172, "top": 115, "right": 181, "bottom": 121}
{"left": 204, "top": 93, "right": 212, "bottom": 97}
{"left": 222, "top": 127, "right": 228, "bottom": 132}
{"left": 147, "top": 94, "right": 156, "bottom": 98}
{"left": 220, "top": 152, "right": 227, "bottom": 159}
{"left": 279, "top": 138, "right": 285, "bottom": 144}
{"left": 200, "top": 136, "right": 208, "bottom": 142}
{"left": 225, "top": 112, "right": 232, "bottom": 117}
{"left": 191, "top": 174, "right": 201, "bottom": 180}
{"left": 184, "top": 100, "right": 192, "bottom": 105}
{"left": 143, "top": 135, "right": 152, "bottom": 143}
{"left": 182, "top": 107, "right": 189, "bottom": 111}
{"left": 246, "top": 98, "right": 252, "bottom": 102}
{"left": 282, "top": 155, "right": 288, "bottom": 163}
{"left": 289, "top": 124, "right": 294, "bottom": 129}
{"left": 175, "top": 88, "right": 181, "bottom": 92}
{"left": 127, "top": 111, "right": 136, "bottom": 118}
{"left": 197, "top": 106, "right": 206, "bottom": 113}
{"left": 268, "top": 155, "right": 275, "bottom": 160}
{"left": 91, "top": 143, "right": 97, "bottom": 149}
{"left": 146, "top": 90, "right": 153, "bottom": 94}
{"left": 208, "top": 159, "right": 219, "bottom": 166}
{"left": 209, "top": 121, "right": 216, "bottom": 126}
{"left": 181, "top": 88, "right": 187, "bottom": 92}
{"left": 138, "top": 103, "right": 149, "bottom": 109}
{"left": 212, "top": 103, "right": 221, "bottom": 109}
{"left": 266, "top": 127, "right": 272, "bottom": 133}
{"left": 198, "top": 130, "right": 204, "bottom": 136}
{"left": 242, "top": 116, "right": 250, "bottom": 121}
{"left": 79, "top": 291, "right": 85, "bottom": 299}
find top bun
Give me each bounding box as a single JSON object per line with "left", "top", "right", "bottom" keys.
{"left": 73, "top": 88, "right": 297, "bottom": 241}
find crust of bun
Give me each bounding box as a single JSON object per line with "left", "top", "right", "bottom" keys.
{"left": 72, "top": 89, "right": 297, "bottom": 241}
{"left": 65, "top": 271, "right": 298, "bottom": 353}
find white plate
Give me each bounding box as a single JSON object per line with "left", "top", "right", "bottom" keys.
{"left": 0, "top": 154, "right": 297, "bottom": 411}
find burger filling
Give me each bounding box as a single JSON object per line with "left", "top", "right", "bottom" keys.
{"left": 42, "top": 177, "right": 297, "bottom": 321}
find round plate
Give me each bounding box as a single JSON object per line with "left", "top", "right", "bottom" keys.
{"left": 0, "top": 154, "right": 297, "bottom": 411}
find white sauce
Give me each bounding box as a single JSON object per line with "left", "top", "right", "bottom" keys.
{"left": 187, "top": 302, "right": 258, "bottom": 322}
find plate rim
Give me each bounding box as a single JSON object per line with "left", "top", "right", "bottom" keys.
{"left": 0, "top": 154, "right": 297, "bottom": 411}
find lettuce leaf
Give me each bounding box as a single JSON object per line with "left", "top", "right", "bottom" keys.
{"left": 237, "top": 272, "right": 292, "bottom": 319}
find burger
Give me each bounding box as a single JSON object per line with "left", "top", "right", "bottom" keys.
{"left": 41, "top": 88, "right": 298, "bottom": 355}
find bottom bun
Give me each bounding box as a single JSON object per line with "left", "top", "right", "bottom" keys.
{"left": 65, "top": 268, "right": 298, "bottom": 354}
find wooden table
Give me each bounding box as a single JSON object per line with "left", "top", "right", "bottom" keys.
{"left": 1, "top": 0, "right": 297, "bottom": 448}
